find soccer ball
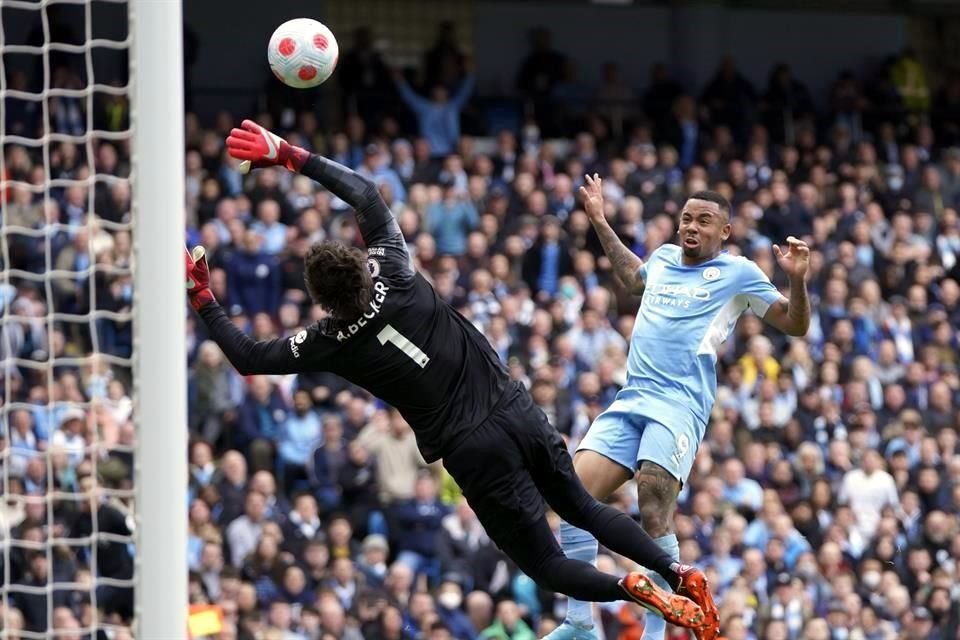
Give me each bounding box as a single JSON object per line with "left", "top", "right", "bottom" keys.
{"left": 267, "top": 18, "right": 339, "bottom": 89}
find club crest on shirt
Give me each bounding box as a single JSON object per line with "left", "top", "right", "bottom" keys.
{"left": 703, "top": 266, "right": 721, "bottom": 281}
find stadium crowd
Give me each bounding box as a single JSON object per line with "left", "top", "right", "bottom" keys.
{"left": 1, "top": 21, "right": 960, "bottom": 640}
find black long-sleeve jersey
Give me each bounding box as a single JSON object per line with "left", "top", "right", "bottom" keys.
{"left": 198, "top": 154, "right": 509, "bottom": 462}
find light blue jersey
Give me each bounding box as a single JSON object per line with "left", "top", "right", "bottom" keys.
{"left": 579, "top": 244, "right": 782, "bottom": 480}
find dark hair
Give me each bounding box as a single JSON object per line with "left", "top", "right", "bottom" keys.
{"left": 304, "top": 241, "right": 373, "bottom": 319}
{"left": 688, "top": 190, "right": 731, "bottom": 217}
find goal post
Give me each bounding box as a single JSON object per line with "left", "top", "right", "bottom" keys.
{"left": 130, "top": 0, "right": 187, "bottom": 636}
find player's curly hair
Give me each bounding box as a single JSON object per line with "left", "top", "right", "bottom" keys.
{"left": 304, "top": 241, "right": 372, "bottom": 319}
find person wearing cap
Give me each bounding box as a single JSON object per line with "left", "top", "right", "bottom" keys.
{"left": 357, "top": 534, "right": 390, "bottom": 587}
{"left": 50, "top": 407, "right": 86, "bottom": 468}
{"left": 884, "top": 409, "right": 924, "bottom": 467}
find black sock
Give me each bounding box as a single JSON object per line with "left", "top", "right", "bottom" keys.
{"left": 580, "top": 504, "right": 680, "bottom": 588}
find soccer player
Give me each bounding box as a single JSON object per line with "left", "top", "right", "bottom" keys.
{"left": 547, "top": 175, "right": 810, "bottom": 640}
{"left": 185, "top": 120, "right": 718, "bottom": 637}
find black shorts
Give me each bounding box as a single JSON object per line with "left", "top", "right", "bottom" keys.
{"left": 442, "top": 383, "right": 576, "bottom": 543}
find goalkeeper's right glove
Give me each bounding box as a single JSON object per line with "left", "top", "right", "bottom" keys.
{"left": 185, "top": 246, "right": 216, "bottom": 311}
{"left": 225, "top": 119, "right": 309, "bottom": 175}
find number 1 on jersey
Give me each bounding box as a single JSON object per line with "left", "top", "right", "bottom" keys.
{"left": 377, "top": 324, "right": 431, "bottom": 368}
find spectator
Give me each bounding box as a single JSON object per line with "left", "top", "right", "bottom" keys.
{"left": 235, "top": 375, "right": 288, "bottom": 470}
{"left": 839, "top": 449, "right": 899, "bottom": 539}
{"left": 338, "top": 439, "right": 381, "bottom": 537}
{"left": 394, "top": 66, "right": 475, "bottom": 159}
{"left": 427, "top": 175, "right": 479, "bottom": 256}
{"left": 226, "top": 230, "right": 283, "bottom": 316}
{"left": 521, "top": 216, "right": 573, "bottom": 299}
{"left": 251, "top": 199, "right": 289, "bottom": 256}
{"left": 358, "top": 144, "right": 407, "bottom": 205}
{"left": 435, "top": 574, "right": 476, "bottom": 640}
{"left": 390, "top": 473, "right": 450, "bottom": 582}
{"left": 357, "top": 409, "right": 428, "bottom": 503}
{"left": 277, "top": 390, "right": 322, "bottom": 491}
{"left": 480, "top": 600, "right": 536, "bottom": 640}
{"left": 216, "top": 450, "right": 249, "bottom": 525}
{"left": 356, "top": 534, "right": 390, "bottom": 587}
{"left": 189, "top": 340, "right": 242, "bottom": 445}
{"left": 226, "top": 490, "right": 268, "bottom": 567}
{"left": 721, "top": 458, "right": 764, "bottom": 513}
{"left": 282, "top": 493, "right": 322, "bottom": 558}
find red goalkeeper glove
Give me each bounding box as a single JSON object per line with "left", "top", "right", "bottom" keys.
{"left": 185, "top": 246, "right": 216, "bottom": 311}
{"left": 225, "top": 119, "right": 309, "bottom": 175}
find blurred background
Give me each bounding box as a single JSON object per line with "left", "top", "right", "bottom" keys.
{"left": 2, "top": 0, "right": 960, "bottom": 639}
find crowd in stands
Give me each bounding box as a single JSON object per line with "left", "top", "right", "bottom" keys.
{"left": 1, "top": 17, "right": 960, "bottom": 640}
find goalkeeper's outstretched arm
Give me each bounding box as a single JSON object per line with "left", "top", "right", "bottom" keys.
{"left": 226, "top": 119, "right": 404, "bottom": 249}
{"left": 185, "top": 247, "right": 326, "bottom": 376}
{"left": 298, "top": 153, "right": 403, "bottom": 248}
{"left": 198, "top": 305, "right": 304, "bottom": 375}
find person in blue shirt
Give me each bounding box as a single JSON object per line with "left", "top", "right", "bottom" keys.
{"left": 357, "top": 144, "right": 407, "bottom": 205}
{"left": 548, "top": 176, "right": 811, "bottom": 640}
{"left": 278, "top": 390, "right": 323, "bottom": 491}
{"left": 394, "top": 67, "right": 475, "bottom": 159}
{"left": 427, "top": 176, "right": 479, "bottom": 256}
{"left": 250, "top": 199, "right": 288, "bottom": 256}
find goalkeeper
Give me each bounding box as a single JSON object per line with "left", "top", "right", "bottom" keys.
{"left": 186, "top": 119, "right": 718, "bottom": 638}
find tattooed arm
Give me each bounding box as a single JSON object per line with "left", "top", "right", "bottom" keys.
{"left": 580, "top": 173, "right": 645, "bottom": 295}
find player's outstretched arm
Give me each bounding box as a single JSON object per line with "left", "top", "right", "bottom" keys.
{"left": 580, "top": 173, "right": 645, "bottom": 295}
{"left": 226, "top": 119, "right": 402, "bottom": 249}
{"left": 764, "top": 237, "right": 812, "bottom": 337}
{"left": 186, "top": 246, "right": 309, "bottom": 375}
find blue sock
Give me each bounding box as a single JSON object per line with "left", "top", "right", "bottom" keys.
{"left": 560, "top": 521, "right": 599, "bottom": 628}
{"left": 641, "top": 534, "right": 680, "bottom": 640}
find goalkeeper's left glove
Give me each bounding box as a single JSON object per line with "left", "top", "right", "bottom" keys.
{"left": 225, "top": 119, "right": 309, "bottom": 175}
{"left": 185, "top": 245, "right": 216, "bottom": 311}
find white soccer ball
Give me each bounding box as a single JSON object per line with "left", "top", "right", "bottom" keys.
{"left": 267, "top": 18, "right": 339, "bottom": 89}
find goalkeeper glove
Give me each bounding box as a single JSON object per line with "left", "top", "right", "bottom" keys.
{"left": 185, "top": 245, "right": 216, "bottom": 311}
{"left": 225, "top": 119, "right": 309, "bottom": 175}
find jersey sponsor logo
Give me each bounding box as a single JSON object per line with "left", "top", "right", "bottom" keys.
{"left": 336, "top": 281, "right": 390, "bottom": 342}
{"left": 646, "top": 282, "right": 711, "bottom": 309}
{"left": 367, "top": 258, "right": 381, "bottom": 278}
{"left": 288, "top": 330, "right": 308, "bottom": 358}
{"left": 703, "top": 266, "right": 720, "bottom": 281}
{"left": 368, "top": 247, "right": 386, "bottom": 257}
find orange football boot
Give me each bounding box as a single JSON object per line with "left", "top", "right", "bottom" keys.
{"left": 674, "top": 565, "right": 720, "bottom": 640}
{"left": 619, "top": 572, "right": 705, "bottom": 631}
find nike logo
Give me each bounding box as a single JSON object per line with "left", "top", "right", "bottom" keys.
{"left": 261, "top": 128, "right": 278, "bottom": 160}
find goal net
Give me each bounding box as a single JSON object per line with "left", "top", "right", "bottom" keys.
{"left": 1, "top": 0, "right": 186, "bottom": 637}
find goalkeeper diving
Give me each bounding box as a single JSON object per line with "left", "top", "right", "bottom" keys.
{"left": 184, "top": 119, "right": 720, "bottom": 639}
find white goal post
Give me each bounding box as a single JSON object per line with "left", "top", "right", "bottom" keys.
{"left": 130, "top": 0, "right": 187, "bottom": 637}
